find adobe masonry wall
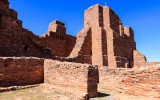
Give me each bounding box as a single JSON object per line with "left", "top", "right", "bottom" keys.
{"left": 44, "top": 59, "right": 98, "bottom": 99}
{"left": 0, "top": 0, "right": 146, "bottom": 68}
{"left": 0, "top": 1, "right": 76, "bottom": 58}
{"left": 65, "top": 34, "right": 77, "bottom": 56}
{"left": 82, "top": 4, "right": 137, "bottom": 67}
{"left": 0, "top": 57, "right": 99, "bottom": 99}
{"left": 69, "top": 27, "right": 92, "bottom": 64}
{"left": 0, "top": 57, "right": 44, "bottom": 87}
{"left": 40, "top": 20, "right": 76, "bottom": 57}
{"left": 84, "top": 5, "right": 104, "bottom": 66}
{"left": 0, "top": 0, "right": 55, "bottom": 58}
{"left": 99, "top": 64, "right": 160, "bottom": 98}
{"left": 104, "top": 6, "right": 136, "bottom": 68}
{"left": 133, "top": 50, "right": 147, "bottom": 67}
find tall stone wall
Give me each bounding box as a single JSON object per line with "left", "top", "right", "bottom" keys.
{"left": 0, "top": 29, "right": 54, "bottom": 58}
{"left": 84, "top": 4, "right": 104, "bottom": 66}
{"left": 103, "top": 6, "right": 117, "bottom": 67}
{"left": 69, "top": 28, "right": 92, "bottom": 64}
{"left": 113, "top": 27, "right": 136, "bottom": 68}
{"left": 65, "top": 34, "right": 76, "bottom": 56}
{"left": 0, "top": 0, "right": 153, "bottom": 68}
{"left": 0, "top": 0, "right": 55, "bottom": 58}
{"left": 0, "top": 0, "right": 9, "bottom": 11}
{"left": 105, "top": 6, "right": 136, "bottom": 68}
{"left": 0, "top": 57, "right": 44, "bottom": 87}
{"left": 44, "top": 59, "right": 98, "bottom": 99}
{"left": 0, "top": 0, "right": 76, "bottom": 58}
{"left": 99, "top": 64, "right": 160, "bottom": 98}
{"left": 82, "top": 4, "right": 136, "bottom": 67}
{"left": 41, "top": 20, "right": 67, "bottom": 57}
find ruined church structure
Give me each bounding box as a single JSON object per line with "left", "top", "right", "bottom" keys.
{"left": 2, "top": 0, "right": 160, "bottom": 99}
{"left": 0, "top": 0, "right": 146, "bottom": 68}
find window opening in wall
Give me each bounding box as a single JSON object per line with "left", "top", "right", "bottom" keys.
{"left": 57, "top": 35, "right": 59, "bottom": 39}
{"left": 50, "top": 32, "right": 52, "bottom": 37}
{"left": 59, "top": 36, "right": 61, "bottom": 40}
{"left": 24, "top": 45, "right": 29, "bottom": 51}
{"left": 53, "top": 33, "right": 55, "bottom": 38}
{"left": 128, "top": 59, "right": 131, "bottom": 68}
{"left": 62, "top": 36, "right": 64, "bottom": 40}
{"left": 0, "top": 14, "right": 2, "bottom": 27}
{"left": 56, "top": 34, "right": 57, "bottom": 38}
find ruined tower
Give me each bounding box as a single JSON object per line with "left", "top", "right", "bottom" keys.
{"left": 70, "top": 4, "right": 137, "bottom": 68}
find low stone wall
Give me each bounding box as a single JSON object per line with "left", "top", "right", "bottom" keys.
{"left": 99, "top": 63, "right": 160, "bottom": 98}
{"left": 0, "top": 57, "right": 44, "bottom": 87}
{"left": 44, "top": 59, "right": 98, "bottom": 99}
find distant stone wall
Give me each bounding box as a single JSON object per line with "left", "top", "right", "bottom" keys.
{"left": 44, "top": 59, "right": 98, "bottom": 99}
{"left": 65, "top": 34, "right": 76, "bottom": 56}
{"left": 99, "top": 64, "right": 160, "bottom": 98}
{"left": 0, "top": 57, "right": 44, "bottom": 87}
{"left": 133, "top": 50, "right": 147, "bottom": 67}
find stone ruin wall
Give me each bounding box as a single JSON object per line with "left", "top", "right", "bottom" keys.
{"left": 81, "top": 4, "right": 136, "bottom": 67}
{"left": 0, "top": 57, "right": 99, "bottom": 99}
{"left": 0, "top": 57, "right": 44, "bottom": 87}
{"left": 0, "top": 57, "right": 160, "bottom": 99}
{"left": 69, "top": 28, "right": 92, "bottom": 64}
{"left": 133, "top": 50, "right": 147, "bottom": 67}
{"left": 1, "top": 0, "right": 160, "bottom": 99}
{"left": 37, "top": 20, "right": 77, "bottom": 57}
{"left": 99, "top": 64, "right": 160, "bottom": 98}
{"left": 0, "top": 0, "right": 54, "bottom": 58}
{"left": 0, "top": 0, "right": 148, "bottom": 68}
{"left": 44, "top": 59, "right": 98, "bottom": 99}
{"left": 0, "top": 0, "right": 76, "bottom": 58}
{"left": 104, "top": 5, "right": 136, "bottom": 68}
{"left": 0, "top": 0, "right": 22, "bottom": 31}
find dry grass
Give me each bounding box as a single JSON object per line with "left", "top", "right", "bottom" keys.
{"left": 1, "top": 85, "right": 158, "bottom": 100}
{"left": 0, "top": 84, "right": 70, "bottom": 100}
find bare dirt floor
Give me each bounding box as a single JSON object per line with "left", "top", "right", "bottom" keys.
{"left": 0, "top": 84, "right": 159, "bottom": 100}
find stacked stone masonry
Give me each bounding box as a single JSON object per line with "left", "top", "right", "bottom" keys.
{"left": 0, "top": 0, "right": 146, "bottom": 68}
{"left": 44, "top": 59, "right": 98, "bottom": 99}
{"left": 0, "top": 57, "right": 44, "bottom": 87}
{"left": 133, "top": 50, "right": 147, "bottom": 67}
{"left": 1, "top": 0, "right": 160, "bottom": 99}
{"left": 99, "top": 64, "right": 160, "bottom": 98}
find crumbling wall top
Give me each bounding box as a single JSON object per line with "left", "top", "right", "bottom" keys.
{"left": 47, "top": 20, "right": 66, "bottom": 35}
{"left": 0, "top": 0, "right": 9, "bottom": 11}
{"left": 50, "top": 20, "right": 65, "bottom": 26}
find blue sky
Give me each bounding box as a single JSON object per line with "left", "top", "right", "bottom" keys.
{"left": 9, "top": 0, "right": 160, "bottom": 61}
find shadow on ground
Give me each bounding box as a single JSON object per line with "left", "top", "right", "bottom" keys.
{"left": 97, "top": 92, "right": 110, "bottom": 97}
{"left": 89, "top": 92, "right": 111, "bottom": 100}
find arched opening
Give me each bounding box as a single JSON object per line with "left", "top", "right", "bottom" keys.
{"left": 24, "top": 45, "right": 29, "bottom": 51}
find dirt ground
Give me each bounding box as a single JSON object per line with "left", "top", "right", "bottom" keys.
{"left": 0, "top": 84, "right": 159, "bottom": 100}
